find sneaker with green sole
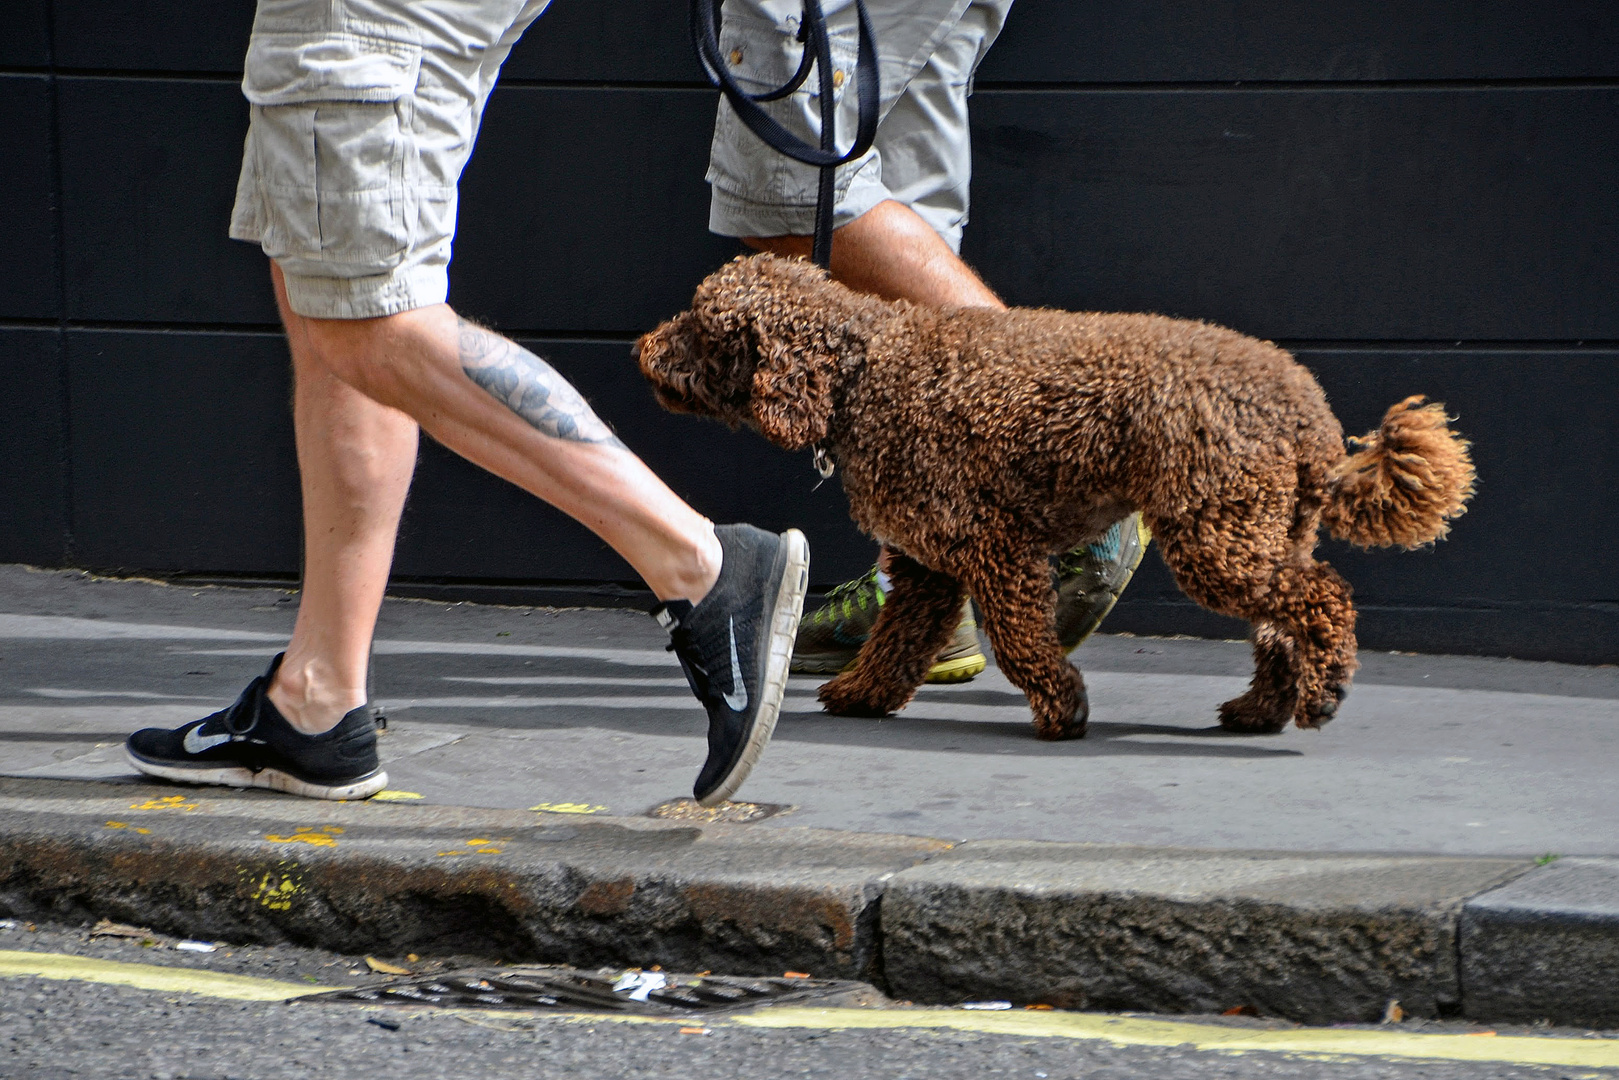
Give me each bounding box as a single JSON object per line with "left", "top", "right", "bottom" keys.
{"left": 789, "top": 568, "right": 986, "bottom": 683}
{"left": 1054, "top": 512, "right": 1151, "bottom": 652}
{"left": 791, "top": 512, "right": 1150, "bottom": 680}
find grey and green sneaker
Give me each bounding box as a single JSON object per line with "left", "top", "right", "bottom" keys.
{"left": 1054, "top": 512, "right": 1151, "bottom": 652}
{"left": 789, "top": 567, "right": 986, "bottom": 683}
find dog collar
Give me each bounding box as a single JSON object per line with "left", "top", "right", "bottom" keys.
{"left": 812, "top": 444, "right": 836, "bottom": 480}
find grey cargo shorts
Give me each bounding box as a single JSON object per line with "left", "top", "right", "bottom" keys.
{"left": 706, "top": 0, "right": 1013, "bottom": 253}
{"left": 228, "top": 0, "right": 553, "bottom": 319}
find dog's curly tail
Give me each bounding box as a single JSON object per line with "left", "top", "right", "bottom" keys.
{"left": 1321, "top": 396, "right": 1476, "bottom": 549}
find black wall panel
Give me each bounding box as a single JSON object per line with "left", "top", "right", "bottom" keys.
{"left": 504, "top": 0, "right": 707, "bottom": 84}
{"left": 1308, "top": 350, "right": 1618, "bottom": 608}
{"left": 0, "top": 0, "right": 51, "bottom": 68}
{"left": 964, "top": 87, "right": 1619, "bottom": 340}
{"left": 450, "top": 87, "right": 738, "bottom": 334}
{"left": 0, "top": 75, "right": 60, "bottom": 320}
{"left": 65, "top": 329, "right": 300, "bottom": 573}
{"left": 979, "top": 1, "right": 1618, "bottom": 84}
{"left": 0, "top": 329, "right": 68, "bottom": 565}
{"left": 39, "top": 2, "right": 1616, "bottom": 84}
{"left": 56, "top": 77, "right": 275, "bottom": 326}
{"left": 50, "top": 0, "right": 254, "bottom": 73}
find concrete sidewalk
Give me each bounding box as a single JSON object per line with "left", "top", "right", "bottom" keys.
{"left": 1, "top": 564, "right": 1616, "bottom": 1025}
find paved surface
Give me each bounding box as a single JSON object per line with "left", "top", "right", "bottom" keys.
{"left": 4, "top": 919, "right": 1617, "bottom": 1080}
{"left": 2, "top": 565, "right": 1616, "bottom": 856}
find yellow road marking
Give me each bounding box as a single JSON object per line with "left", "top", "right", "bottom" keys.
{"left": 130, "top": 795, "right": 199, "bottom": 812}
{"left": 2, "top": 952, "right": 1614, "bottom": 1070}
{"left": 734, "top": 1007, "right": 1619, "bottom": 1070}
{"left": 0, "top": 950, "right": 328, "bottom": 1001}
{"left": 530, "top": 802, "right": 607, "bottom": 815}
{"left": 264, "top": 825, "right": 345, "bottom": 847}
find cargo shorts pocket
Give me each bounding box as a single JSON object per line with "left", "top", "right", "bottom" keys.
{"left": 242, "top": 31, "right": 423, "bottom": 275}
{"left": 710, "top": 13, "right": 867, "bottom": 207}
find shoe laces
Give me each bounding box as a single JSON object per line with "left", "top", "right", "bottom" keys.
{"left": 811, "top": 567, "right": 884, "bottom": 625}
{"left": 1056, "top": 520, "right": 1128, "bottom": 579}
{"left": 665, "top": 627, "right": 712, "bottom": 700}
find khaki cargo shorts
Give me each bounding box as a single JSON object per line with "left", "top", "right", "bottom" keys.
{"left": 228, "top": 0, "right": 552, "bottom": 319}
{"left": 706, "top": 0, "right": 1014, "bottom": 253}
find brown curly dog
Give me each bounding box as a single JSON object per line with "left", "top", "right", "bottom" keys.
{"left": 637, "top": 254, "right": 1476, "bottom": 739}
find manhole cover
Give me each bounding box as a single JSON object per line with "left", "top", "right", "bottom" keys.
{"left": 646, "top": 798, "right": 791, "bottom": 824}
{"left": 298, "top": 967, "right": 867, "bottom": 1015}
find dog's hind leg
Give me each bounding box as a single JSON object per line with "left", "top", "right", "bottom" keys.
{"left": 1258, "top": 560, "right": 1358, "bottom": 729}
{"left": 818, "top": 555, "right": 966, "bottom": 718}
{"left": 1151, "top": 512, "right": 1358, "bottom": 733}
{"left": 958, "top": 547, "right": 1088, "bottom": 740}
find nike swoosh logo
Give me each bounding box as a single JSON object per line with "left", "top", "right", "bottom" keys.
{"left": 722, "top": 617, "right": 748, "bottom": 712}
{"left": 182, "top": 725, "right": 232, "bottom": 755}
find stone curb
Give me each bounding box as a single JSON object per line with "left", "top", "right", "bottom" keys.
{"left": 0, "top": 779, "right": 1611, "bottom": 1025}
{"left": 1461, "top": 857, "right": 1619, "bottom": 1028}
{"left": 880, "top": 840, "right": 1527, "bottom": 1023}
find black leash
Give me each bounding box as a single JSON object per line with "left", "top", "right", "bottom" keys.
{"left": 691, "top": 0, "right": 880, "bottom": 268}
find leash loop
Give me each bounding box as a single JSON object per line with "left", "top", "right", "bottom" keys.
{"left": 691, "top": 0, "right": 880, "bottom": 267}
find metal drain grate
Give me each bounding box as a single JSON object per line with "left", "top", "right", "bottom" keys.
{"left": 298, "top": 967, "right": 864, "bottom": 1015}
{"left": 645, "top": 798, "right": 792, "bottom": 824}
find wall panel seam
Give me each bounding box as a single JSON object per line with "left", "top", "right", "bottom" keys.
{"left": 43, "top": 0, "right": 74, "bottom": 563}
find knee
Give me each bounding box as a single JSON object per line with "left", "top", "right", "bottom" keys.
{"left": 300, "top": 310, "right": 438, "bottom": 408}
{"left": 302, "top": 317, "right": 389, "bottom": 398}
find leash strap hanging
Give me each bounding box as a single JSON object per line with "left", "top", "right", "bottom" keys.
{"left": 692, "top": 0, "right": 880, "bottom": 268}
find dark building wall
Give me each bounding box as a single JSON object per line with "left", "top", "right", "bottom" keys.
{"left": 0, "top": 1, "right": 1614, "bottom": 662}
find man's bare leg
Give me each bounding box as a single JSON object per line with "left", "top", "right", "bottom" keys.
{"left": 264, "top": 264, "right": 724, "bottom": 734}
{"left": 267, "top": 266, "right": 420, "bottom": 733}
{"left": 127, "top": 260, "right": 803, "bottom": 806}
{"left": 745, "top": 198, "right": 1005, "bottom": 311}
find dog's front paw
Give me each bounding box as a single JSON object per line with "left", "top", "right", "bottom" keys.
{"left": 1218, "top": 692, "right": 1290, "bottom": 734}
{"left": 1296, "top": 681, "right": 1350, "bottom": 730}
{"left": 1033, "top": 673, "right": 1089, "bottom": 740}
{"left": 818, "top": 674, "right": 910, "bottom": 718}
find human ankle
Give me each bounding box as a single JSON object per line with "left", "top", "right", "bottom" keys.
{"left": 267, "top": 660, "right": 367, "bottom": 735}
{"left": 655, "top": 524, "right": 723, "bottom": 606}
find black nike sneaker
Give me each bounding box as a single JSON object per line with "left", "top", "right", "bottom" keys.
{"left": 124, "top": 653, "right": 387, "bottom": 801}
{"left": 653, "top": 524, "right": 809, "bottom": 806}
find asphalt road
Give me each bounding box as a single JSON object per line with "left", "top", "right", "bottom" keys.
{"left": 3, "top": 565, "right": 1618, "bottom": 855}
{"left": 4, "top": 920, "right": 1616, "bottom": 1080}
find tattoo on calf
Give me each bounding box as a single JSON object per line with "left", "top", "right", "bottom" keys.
{"left": 458, "top": 317, "right": 627, "bottom": 449}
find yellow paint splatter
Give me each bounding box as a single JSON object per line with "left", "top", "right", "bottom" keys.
{"left": 437, "top": 836, "right": 510, "bottom": 857}
{"left": 264, "top": 825, "right": 344, "bottom": 847}
{"left": 250, "top": 874, "right": 301, "bottom": 911}
{"left": 371, "top": 790, "right": 423, "bottom": 802}
{"left": 105, "top": 822, "right": 155, "bottom": 835}
{"left": 130, "top": 795, "right": 199, "bottom": 812}
{"left": 529, "top": 802, "right": 607, "bottom": 815}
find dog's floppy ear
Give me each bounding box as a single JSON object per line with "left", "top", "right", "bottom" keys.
{"left": 750, "top": 330, "right": 834, "bottom": 451}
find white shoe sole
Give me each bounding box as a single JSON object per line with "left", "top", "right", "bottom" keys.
{"left": 697, "top": 528, "right": 810, "bottom": 807}
{"left": 124, "top": 748, "right": 388, "bottom": 801}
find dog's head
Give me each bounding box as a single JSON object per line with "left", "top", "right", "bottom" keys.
{"left": 636, "top": 254, "right": 865, "bottom": 451}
